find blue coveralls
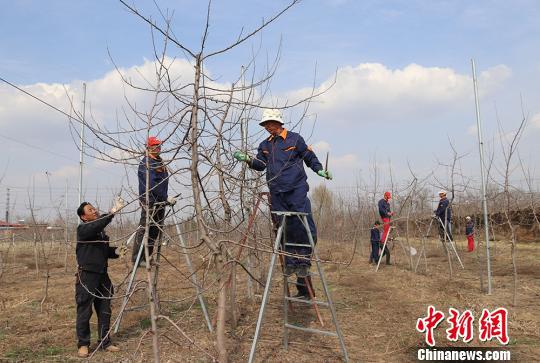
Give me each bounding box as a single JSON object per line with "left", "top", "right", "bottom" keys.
{"left": 249, "top": 129, "right": 323, "bottom": 267}
{"left": 435, "top": 197, "right": 453, "bottom": 241}
{"left": 132, "top": 156, "right": 169, "bottom": 263}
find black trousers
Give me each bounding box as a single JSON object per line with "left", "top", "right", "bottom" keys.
{"left": 380, "top": 244, "right": 391, "bottom": 264}
{"left": 369, "top": 241, "right": 380, "bottom": 263}
{"left": 75, "top": 270, "right": 114, "bottom": 348}
{"left": 132, "top": 204, "right": 166, "bottom": 263}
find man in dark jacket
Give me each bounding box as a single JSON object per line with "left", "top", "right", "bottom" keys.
{"left": 434, "top": 190, "right": 453, "bottom": 242}
{"left": 233, "top": 108, "right": 331, "bottom": 299}
{"left": 378, "top": 191, "right": 393, "bottom": 243}
{"left": 75, "top": 198, "right": 125, "bottom": 358}
{"left": 369, "top": 221, "right": 381, "bottom": 264}
{"left": 132, "top": 136, "right": 175, "bottom": 266}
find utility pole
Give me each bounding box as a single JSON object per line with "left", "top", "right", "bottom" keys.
{"left": 5, "top": 188, "right": 10, "bottom": 223}
{"left": 64, "top": 180, "right": 69, "bottom": 272}
{"left": 471, "top": 58, "right": 492, "bottom": 295}
{"left": 78, "top": 83, "right": 87, "bottom": 208}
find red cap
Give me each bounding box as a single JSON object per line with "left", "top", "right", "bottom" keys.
{"left": 384, "top": 191, "right": 391, "bottom": 199}
{"left": 147, "top": 136, "right": 162, "bottom": 147}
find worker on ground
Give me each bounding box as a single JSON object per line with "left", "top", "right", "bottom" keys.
{"left": 378, "top": 191, "right": 393, "bottom": 244}
{"left": 75, "top": 198, "right": 126, "bottom": 358}
{"left": 465, "top": 216, "right": 475, "bottom": 252}
{"left": 132, "top": 136, "right": 176, "bottom": 267}
{"left": 233, "top": 108, "right": 331, "bottom": 299}
{"left": 369, "top": 221, "right": 381, "bottom": 264}
{"left": 434, "top": 190, "right": 453, "bottom": 242}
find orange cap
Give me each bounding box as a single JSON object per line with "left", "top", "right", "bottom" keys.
{"left": 147, "top": 136, "right": 162, "bottom": 147}
{"left": 384, "top": 191, "right": 391, "bottom": 199}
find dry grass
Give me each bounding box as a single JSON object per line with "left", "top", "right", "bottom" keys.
{"left": 0, "top": 236, "right": 539, "bottom": 362}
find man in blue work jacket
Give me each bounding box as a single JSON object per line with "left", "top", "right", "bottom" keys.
{"left": 233, "top": 108, "right": 332, "bottom": 299}
{"left": 132, "top": 136, "right": 176, "bottom": 266}
{"left": 434, "top": 190, "right": 453, "bottom": 242}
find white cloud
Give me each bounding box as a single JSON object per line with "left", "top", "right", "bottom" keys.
{"left": 331, "top": 153, "right": 360, "bottom": 169}
{"left": 531, "top": 112, "right": 540, "bottom": 128}
{"left": 311, "top": 140, "right": 331, "bottom": 154}
{"left": 286, "top": 62, "right": 511, "bottom": 125}
{"left": 467, "top": 124, "right": 478, "bottom": 135}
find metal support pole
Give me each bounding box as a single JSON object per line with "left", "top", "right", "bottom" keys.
{"left": 248, "top": 217, "right": 285, "bottom": 363}
{"left": 375, "top": 226, "right": 392, "bottom": 272}
{"left": 5, "top": 187, "right": 10, "bottom": 223}
{"left": 113, "top": 230, "right": 140, "bottom": 334}
{"left": 471, "top": 58, "right": 492, "bottom": 294}
{"left": 436, "top": 217, "right": 464, "bottom": 269}
{"left": 301, "top": 215, "right": 349, "bottom": 363}
{"left": 415, "top": 218, "right": 434, "bottom": 273}
{"left": 170, "top": 209, "right": 213, "bottom": 333}
{"left": 78, "top": 83, "right": 86, "bottom": 209}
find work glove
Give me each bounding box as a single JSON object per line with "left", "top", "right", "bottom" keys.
{"left": 233, "top": 151, "right": 250, "bottom": 162}
{"left": 317, "top": 170, "right": 333, "bottom": 180}
{"left": 167, "top": 196, "right": 177, "bottom": 206}
{"left": 115, "top": 245, "right": 128, "bottom": 257}
{"left": 110, "top": 196, "right": 125, "bottom": 214}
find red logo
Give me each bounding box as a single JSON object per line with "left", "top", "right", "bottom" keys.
{"left": 416, "top": 305, "right": 445, "bottom": 346}
{"left": 479, "top": 308, "right": 509, "bottom": 345}
{"left": 446, "top": 308, "right": 474, "bottom": 343}
{"left": 417, "top": 306, "right": 509, "bottom": 346}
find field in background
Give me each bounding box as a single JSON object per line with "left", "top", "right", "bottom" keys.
{"left": 0, "top": 235, "right": 539, "bottom": 362}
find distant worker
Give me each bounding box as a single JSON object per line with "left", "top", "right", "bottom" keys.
{"left": 369, "top": 221, "right": 381, "bottom": 264}
{"left": 434, "top": 190, "right": 453, "bottom": 242}
{"left": 465, "top": 216, "right": 475, "bottom": 252}
{"left": 75, "top": 198, "right": 126, "bottom": 358}
{"left": 132, "top": 136, "right": 176, "bottom": 267}
{"left": 233, "top": 108, "right": 332, "bottom": 299}
{"left": 378, "top": 191, "right": 393, "bottom": 244}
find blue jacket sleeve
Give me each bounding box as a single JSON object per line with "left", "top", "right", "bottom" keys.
{"left": 378, "top": 199, "right": 391, "bottom": 218}
{"left": 370, "top": 228, "right": 380, "bottom": 242}
{"left": 297, "top": 136, "right": 323, "bottom": 173}
{"left": 249, "top": 142, "right": 268, "bottom": 171}
{"left": 138, "top": 158, "right": 159, "bottom": 203}
{"left": 435, "top": 199, "right": 449, "bottom": 219}
{"left": 138, "top": 160, "right": 146, "bottom": 201}
{"left": 465, "top": 222, "right": 474, "bottom": 235}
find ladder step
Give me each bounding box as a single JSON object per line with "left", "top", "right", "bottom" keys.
{"left": 283, "top": 243, "right": 311, "bottom": 247}
{"left": 284, "top": 323, "right": 337, "bottom": 337}
{"left": 284, "top": 296, "right": 329, "bottom": 306}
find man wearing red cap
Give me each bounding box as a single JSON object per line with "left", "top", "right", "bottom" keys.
{"left": 378, "top": 191, "right": 393, "bottom": 245}
{"left": 132, "top": 136, "right": 174, "bottom": 266}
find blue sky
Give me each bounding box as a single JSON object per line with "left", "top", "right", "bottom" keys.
{"left": 1, "top": 0, "right": 539, "bottom": 219}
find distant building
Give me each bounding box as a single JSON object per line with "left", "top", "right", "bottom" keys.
{"left": 0, "top": 220, "right": 27, "bottom": 230}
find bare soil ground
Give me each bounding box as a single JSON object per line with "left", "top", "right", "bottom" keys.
{"left": 0, "top": 236, "right": 538, "bottom": 362}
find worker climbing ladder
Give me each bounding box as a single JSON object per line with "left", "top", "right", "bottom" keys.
{"left": 248, "top": 211, "right": 349, "bottom": 363}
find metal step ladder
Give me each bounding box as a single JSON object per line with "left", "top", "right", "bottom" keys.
{"left": 248, "top": 211, "right": 349, "bottom": 363}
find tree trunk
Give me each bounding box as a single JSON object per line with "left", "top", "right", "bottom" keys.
{"left": 189, "top": 55, "right": 228, "bottom": 361}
